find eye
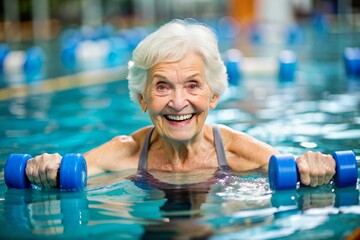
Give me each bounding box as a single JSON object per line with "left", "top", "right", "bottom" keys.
{"left": 154, "top": 81, "right": 171, "bottom": 94}
{"left": 157, "top": 84, "right": 167, "bottom": 91}
{"left": 186, "top": 81, "right": 200, "bottom": 90}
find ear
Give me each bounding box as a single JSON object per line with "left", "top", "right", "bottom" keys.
{"left": 138, "top": 93, "right": 148, "bottom": 112}
{"left": 209, "top": 94, "right": 219, "bottom": 109}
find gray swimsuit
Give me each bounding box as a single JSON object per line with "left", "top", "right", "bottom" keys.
{"left": 137, "top": 125, "right": 229, "bottom": 171}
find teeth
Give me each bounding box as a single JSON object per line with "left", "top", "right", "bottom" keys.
{"left": 167, "top": 114, "right": 193, "bottom": 121}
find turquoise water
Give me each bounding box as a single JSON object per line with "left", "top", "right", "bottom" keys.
{"left": 0, "top": 74, "right": 359, "bottom": 238}
{"left": 0, "top": 31, "right": 360, "bottom": 239}
{"left": 0, "top": 80, "right": 151, "bottom": 160}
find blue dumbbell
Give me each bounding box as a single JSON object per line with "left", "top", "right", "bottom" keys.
{"left": 268, "top": 150, "right": 358, "bottom": 191}
{"left": 4, "top": 153, "right": 87, "bottom": 190}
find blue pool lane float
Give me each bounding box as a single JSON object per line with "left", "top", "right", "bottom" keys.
{"left": 269, "top": 150, "right": 358, "bottom": 191}
{"left": 0, "top": 45, "right": 44, "bottom": 74}
{"left": 4, "top": 153, "right": 87, "bottom": 190}
{"left": 278, "top": 50, "right": 297, "bottom": 82}
{"left": 344, "top": 47, "right": 360, "bottom": 77}
{"left": 224, "top": 49, "right": 242, "bottom": 86}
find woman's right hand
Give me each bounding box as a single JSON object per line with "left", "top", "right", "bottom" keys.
{"left": 25, "top": 153, "right": 62, "bottom": 188}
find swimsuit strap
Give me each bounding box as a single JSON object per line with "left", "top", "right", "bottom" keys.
{"left": 137, "top": 125, "right": 229, "bottom": 171}
{"left": 212, "top": 124, "right": 229, "bottom": 171}
{"left": 138, "top": 127, "right": 155, "bottom": 171}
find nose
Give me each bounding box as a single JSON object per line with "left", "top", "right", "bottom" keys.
{"left": 168, "top": 88, "right": 189, "bottom": 111}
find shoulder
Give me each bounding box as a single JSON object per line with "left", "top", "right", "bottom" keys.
{"left": 110, "top": 126, "right": 153, "bottom": 152}
{"left": 85, "top": 126, "right": 154, "bottom": 175}
{"left": 215, "top": 124, "right": 254, "bottom": 143}
{"left": 215, "top": 124, "right": 279, "bottom": 171}
{"left": 215, "top": 124, "right": 269, "bottom": 146}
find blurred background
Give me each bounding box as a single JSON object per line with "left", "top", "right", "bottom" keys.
{"left": 0, "top": 0, "right": 359, "bottom": 165}
{"left": 1, "top": 3, "right": 360, "bottom": 240}
{"left": 0, "top": 0, "right": 359, "bottom": 88}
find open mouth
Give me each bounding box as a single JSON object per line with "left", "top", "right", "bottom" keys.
{"left": 165, "top": 114, "right": 194, "bottom": 122}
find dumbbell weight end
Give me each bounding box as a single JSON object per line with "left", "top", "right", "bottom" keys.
{"left": 269, "top": 154, "right": 298, "bottom": 191}
{"left": 59, "top": 153, "right": 87, "bottom": 190}
{"left": 4, "top": 154, "right": 32, "bottom": 189}
{"left": 332, "top": 150, "right": 358, "bottom": 188}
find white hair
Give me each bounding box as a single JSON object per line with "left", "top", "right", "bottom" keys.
{"left": 127, "top": 19, "right": 228, "bottom": 103}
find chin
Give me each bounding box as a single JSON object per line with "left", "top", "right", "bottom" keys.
{"left": 159, "top": 125, "right": 198, "bottom": 143}
{"left": 165, "top": 128, "right": 196, "bottom": 141}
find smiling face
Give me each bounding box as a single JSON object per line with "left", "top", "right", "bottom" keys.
{"left": 139, "top": 52, "right": 219, "bottom": 143}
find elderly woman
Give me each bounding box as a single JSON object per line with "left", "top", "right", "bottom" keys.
{"left": 25, "top": 19, "right": 335, "bottom": 188}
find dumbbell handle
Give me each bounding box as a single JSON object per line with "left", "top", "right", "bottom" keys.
{"left": 4, "top": 153, "right": 87, "bottom": 190}
{"left": 269, "top": 150, "right": 358, "bottom": 191}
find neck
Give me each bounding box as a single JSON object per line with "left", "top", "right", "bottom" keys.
{"left": 152, "top": 125, "right": 213, "bottom": 170}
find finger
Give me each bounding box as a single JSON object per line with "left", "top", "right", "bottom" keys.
{"left": 309, "top": 152, "right": 323, "bottom": 187}
{"left": 46, "top": 169, "right": 58, "bottom": 188}
{"left": 319, "top": 155, "right": 329, "bottom": 185}
{"left": 315, "top": 153, "right": 335, "bottom": 186}
{"left": 33, "top": 169, "right": 43, "bottom": 187}
{"left": 25, "top": 158, "right": 35, "bottom": 185}
{"left": 46, "top": 154, "right": 62, "bottom": 187}
{"left": 296, "top": 156, "right": 311, "bottom": 186}
{"left": 310, "top": 168, "right": 319, "bottom": 187}
{"left": 317, "top": 172, "right": 325, "bottom": 186}
{"left": 39, "top": 153, "right": 62, "bottom": 188}
{"left": 324, "top": 155, "right": 336, "bottom": 184}
{"left": 315, "top": 154, "right": 326, "bottom": 186}
{"left": 38, "top": 157, "right": 50, "bottom": 188}
{"left": 28, "top": 155, "right": 44, "bottom": 186}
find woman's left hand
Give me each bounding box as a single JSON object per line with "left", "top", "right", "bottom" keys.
{"left": 296, "top": 151, "right": 336, "bottom": 187}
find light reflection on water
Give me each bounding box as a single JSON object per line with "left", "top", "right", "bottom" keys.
{"left": 0, "top": 169, "right": 358, "bottom": 239}
{"left": 0, "top": 69, "right": 359, "bottom": 239}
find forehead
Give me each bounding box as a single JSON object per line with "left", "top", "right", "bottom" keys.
{"left": 149, "top": 52, "right": 205, "bottom": 76}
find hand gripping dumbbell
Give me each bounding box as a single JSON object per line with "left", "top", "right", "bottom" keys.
{"left": 4, "top": 153, "right": 87, "bottom": 190}
{"left": 268, "top": 150, "right": 358, "bottom": 191}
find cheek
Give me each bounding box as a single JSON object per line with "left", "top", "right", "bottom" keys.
{"left": 147, "top": 96, "right": 168, "bottom": 113}
{"left": 193, "top": 93, "right": 213, "bottom": 107}
{"left": 188, "top": 98, "right": 210, "bottom": 112}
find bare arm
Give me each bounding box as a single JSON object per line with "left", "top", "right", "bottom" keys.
{"left": 25, "top": 127, "right": 151, "bottom": 188}
{"left": 84, "top": 134, "right": 140, "bottom": 176}
{"left": 220, "top": 124, "right": 279, "bottom": 171}
{"left": 220, "top": 125, "right": 336, "bottom": 187}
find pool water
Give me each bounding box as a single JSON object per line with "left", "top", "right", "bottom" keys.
{"left": 0, "top": 168, "right": 359, "bottom": 239}
{"left": 0, "top": 31, "right": 360, "bottom": 239}
{"left": 0, "top": 80, "right": 151, "bottom": 159}
{"left": 0, "top": 73, "right": 359, "bottom": 239}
